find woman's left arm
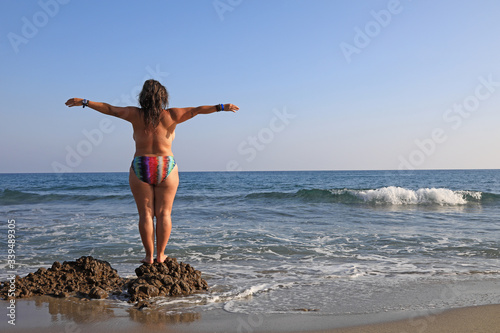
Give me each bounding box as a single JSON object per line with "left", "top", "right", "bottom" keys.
{"left": 65, "top": 98, "right": 135, "bottom": 121}
{"left": 170, "top": 104, "right": 239, "bottom": 124}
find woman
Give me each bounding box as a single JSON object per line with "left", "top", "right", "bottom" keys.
{"left": 66, "top": 79, "right": 239, "bottom": 264}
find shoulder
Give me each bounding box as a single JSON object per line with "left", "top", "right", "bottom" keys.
{"left": 110, "top": 106, "right": 142, "bottom": 124}
{"left": 124, "top": 106, "right": 141, "bottom": 114}
{"left": 165, "top": 108, "right": 182, "bottom": 123}
{"left": 157, "top": 108, "right": 176, "bottom": 126}
{"left": 119, "top": 106, "right": 141, "bottom": 122}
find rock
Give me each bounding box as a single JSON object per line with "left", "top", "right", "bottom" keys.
{"left": 89, "top": 287, "right": 108, "bottom": 299}
{"left": 161, "top": 275, "right": 174, "bottom": 285}
{"left": 138, "top": 285, "right": 159, "bottom": 297}
{"left": 0, "top": 256, "right": 124, "bottom": 300}
{"left": 50, "top": 261, "right": 61, "bottom": 271}
{"left": 135, "top": 300, "right": 150, "bottom": 310}
{"left": 126, "top": 257, "right": 209, "bottom": 302}
{"left": 0, "top": 256, "right": 208, "bottom": 304}
{"left": 169, "top": 283, "right": 183, "bottom": 296}
{"left": 54, "top": 291, "right": 68, "bottom": 298}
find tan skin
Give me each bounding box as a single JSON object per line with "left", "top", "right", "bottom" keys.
{"left": 65, "top": 98, "right": 239, "bottom": 263}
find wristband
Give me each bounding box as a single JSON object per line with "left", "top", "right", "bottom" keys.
{"left": 216, "top": 104, "right": 221, "bottom": 112}
{"left": 221, "top": 104, "right": 224, "bottom": 111}
{"left": 82, "top": 99, "right": 89, "bottom": 108}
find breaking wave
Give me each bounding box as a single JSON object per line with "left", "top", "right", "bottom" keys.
{"left": 246, "top": 186, "right": 500, "bottom": 206}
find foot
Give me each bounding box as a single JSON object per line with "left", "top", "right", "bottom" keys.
{"left": 156, "top": 254, "right": 168, "bottom": 264}
{"left": 141, "top": 256, "right": 154, "bottom": 264}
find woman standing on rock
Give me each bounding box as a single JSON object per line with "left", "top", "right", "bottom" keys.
{"left": 66, "top": 80, "right": 239, "bottom": 264}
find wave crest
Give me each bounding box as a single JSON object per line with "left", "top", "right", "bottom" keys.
{"left": 347, "top": 187, "right": 477, "bottom": 205}
{"left": 247, "top": 186, "right": 496, "bottom": 206}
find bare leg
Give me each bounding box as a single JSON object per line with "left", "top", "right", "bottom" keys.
{"left": 129, "top": 168, "right": 155, "bottom": 264}
{"left": 154, "top": 165, "right": 179, "bottom": 263}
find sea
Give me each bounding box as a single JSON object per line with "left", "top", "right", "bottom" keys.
{"left": 1, "top": 170, "right": 500, "bottom": 321}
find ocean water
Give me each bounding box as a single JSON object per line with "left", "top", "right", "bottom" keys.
{"left": 1, "top": 170, "right": 500, "bottom": 318}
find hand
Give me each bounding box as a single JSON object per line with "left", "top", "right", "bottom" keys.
{"left": 65, "top": 98, "right": 83, "bottom": 107}
{"left": 224, "top": 104, "right": 239, "bottom": 113}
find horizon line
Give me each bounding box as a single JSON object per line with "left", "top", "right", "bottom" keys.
{"left": 1, "top": 168, "right": 500, "bottom": 175}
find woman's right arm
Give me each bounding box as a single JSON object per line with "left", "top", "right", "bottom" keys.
{"left": 170, "top": 104, "right": 239, "bottom": 124}
{"left": 65, "top": 98, "right": 135, "bottom": 122}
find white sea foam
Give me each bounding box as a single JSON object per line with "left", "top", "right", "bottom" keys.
{"left": 222, "top": 282, "right": 296, "bottom": 313}
{"left": 349, "top": 186, "right": 480, "bottom": 205}
{"left": 153, "top": 282, "right": 296, "bottom": 313}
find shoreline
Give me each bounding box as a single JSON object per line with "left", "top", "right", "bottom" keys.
{"left": 0, "top": 297, "right": 499, "bottom": 333}
{"left": 324, "top": 304, "right": 500, "bottom": 333}
{"left": 176, "top": 304, "right": 500, "bottom": 333}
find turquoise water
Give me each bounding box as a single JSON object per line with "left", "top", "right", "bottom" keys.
{"left": 1, "top": 170, "right": 500, "bottom": 316}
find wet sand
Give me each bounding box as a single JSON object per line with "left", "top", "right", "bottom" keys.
{"left": 1, "top": 296, "right": 499, "bottom": 333}
{"left": 323, "top": 304, "right": 500, "bottom": 333}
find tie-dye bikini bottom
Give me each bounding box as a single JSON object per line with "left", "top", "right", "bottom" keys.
{"left": 131, "top": 156, "right": 176, "bottom": 185}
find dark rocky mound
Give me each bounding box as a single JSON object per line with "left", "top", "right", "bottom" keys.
{"left": 126, "top": 257, "right": 208, "bottom": 302}
{"left": 0, "top": 256, "right": 208, "bottom": 303}
{"left": 0, "top": 256, "right": 124, "bottom": 299}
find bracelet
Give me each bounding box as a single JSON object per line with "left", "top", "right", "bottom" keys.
{"left": 82, "top": 99, "right": 89, "bottom": 108}
{"left": 221, "top": 104, "right": 224, "bottom": 111}
{"left": 216, "top": 104, "right": 222, "bottom": 112}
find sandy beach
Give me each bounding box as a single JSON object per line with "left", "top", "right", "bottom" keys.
{"left": 324, "top": 304, "right": 500, "bottom": 333}
{"left": 1, "top": 297, "right": 499, "bottom": 333}
{"left": 182, "top": 304, "right": 500, "bottom": 333}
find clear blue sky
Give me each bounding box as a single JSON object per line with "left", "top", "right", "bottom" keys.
{"left": 1, "top": 0, "right": 500, "bottom": 173}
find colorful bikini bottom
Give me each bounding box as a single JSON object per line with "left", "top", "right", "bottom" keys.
{"left": 131, "top": 156, "right": 176, "bottom": 185}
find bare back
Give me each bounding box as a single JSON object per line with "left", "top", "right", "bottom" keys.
{"left": 129, "top": 107, "right": 177, "bottom": 157}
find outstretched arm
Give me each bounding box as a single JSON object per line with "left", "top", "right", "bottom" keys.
{"left": 65, "top": 98, "right": 135, "bottom": 121}
{"left": 170, "top": 104, "right": 239, "bottom": 124}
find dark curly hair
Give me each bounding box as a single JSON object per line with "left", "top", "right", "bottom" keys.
{"left": 138, "top": 79, "right": 169, "bottom": 130}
